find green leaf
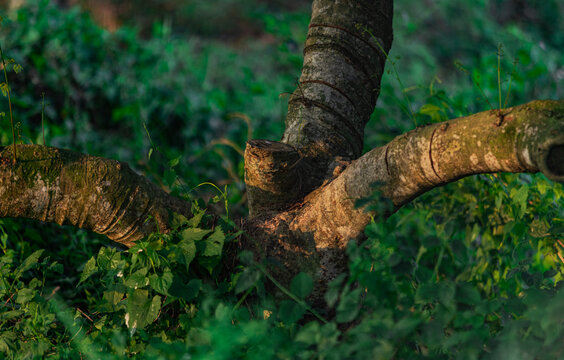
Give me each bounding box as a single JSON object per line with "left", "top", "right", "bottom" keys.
{"left": 149, "top": 268, "right": 173, "bottom": 295}
{"left": 170, "top": 213, "right": 188, "bottom": 230}
{"left": 336, "top": 288, "right": 362, "bottom": 323}
{"left": 168, "top": 155, "right": 182, "bottom": 168}
{"left": 169, "top": 278, "right": 201, "bottom": 302}
{"left": 199, "top": 228, "right": 225, "bottom": 257}
{"left": 235, "top": 267, "right": 261, "bottom": 294}
{"left": 0, "top": 331, "right": 16, "bottom": 353}
{"left": 418, "top": 103, "right": 446, "bottom": 123}
{"left": 125, "top": 268, "right": 149, "bottom": 289}
{"left": 103, "top": 289, "right": 125, "bottom": 307}
{"left": 125, "top": 289, "right": 161, "bottom": 334}
{"left": 48, "top": 261, "right": 63, "bottom": 274}
{"left": 278, "top": 300, "right": 305, "bottom": 324}
{"left": 181, "top": 228, "right": 212, "bottom": 242}
{"left": 456, "top": 283, "right": 482, "bottom": 306}
{"left": 179, "top": 228, "right": 209, "bottom": 269}
{"left": 0, "top": 310, "right": 24, "bottom": 321}
{"left": 97, "top": 247, "right": 122, "bottom": 271}
{"left": 0, "top": 82, "right": 8, "bottom": 97}
{"left": 16, "top": 288, "right": 36, "bottom": 304}
{"left": 79, "top": 256, "right": 98, "bottom": 285}
{"left": 295, "top": 321, "right": 321, "bottom": 345}
{"left": 510, "top": 185, "right": 528, "bottom": 218}
{"left": 290, "top": 272, "right": 313, "bottom": 299}
{"left": 14, "top": 250, "right": 44, "bottom": 279}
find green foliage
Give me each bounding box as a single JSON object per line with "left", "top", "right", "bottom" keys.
{"left": 2, "top": 174, "right": 562, "bottom": 358}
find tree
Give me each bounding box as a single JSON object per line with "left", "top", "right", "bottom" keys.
{"left": 0, "top": 0, "right": 562, "bottom": 303}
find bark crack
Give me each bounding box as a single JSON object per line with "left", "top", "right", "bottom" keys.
{"left": 384, "top": 143, "right": 391, "bottom": 176}
{"left": 99, "top": 185, "right": 140, "bottom": 235}
{"left": 429, "top": 125, "right": 442, "bottom": 181}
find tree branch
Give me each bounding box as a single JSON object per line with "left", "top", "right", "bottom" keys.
{"left": 0, "top": 145, "right": 191, "bottom": 247}
{"left": 292, "top": 100, "right": 564, "bottom": 245}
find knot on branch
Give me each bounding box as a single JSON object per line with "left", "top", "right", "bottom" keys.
{"left": 537, "top": 136, "right": 564, "bottom": 183}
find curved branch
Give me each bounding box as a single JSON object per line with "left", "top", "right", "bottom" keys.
{"left": 292, "top": 100, "right": 564, "bottom": 246}
{"left": 0, "top": 145, "right": 191, "bottom": 247}
{"left": 245, "top": 100, "right": 563, "bottom": 298}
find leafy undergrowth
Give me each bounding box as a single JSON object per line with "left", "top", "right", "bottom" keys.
{"left": 1, "top": 173, "right": 563, "bottom": 359}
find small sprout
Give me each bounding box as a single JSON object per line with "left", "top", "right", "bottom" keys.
{"left": 0, "top": 82, "right": 8, "bottom": 96}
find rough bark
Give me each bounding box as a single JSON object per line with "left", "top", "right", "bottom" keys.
{"left": 249, "top": 0, "right": 394, "bottom": 212}
{"left": 246, "top": 100, "right": 564, "bottom": 301}
{"left": 0, "top": 145, "right": 190, "bottom": 247}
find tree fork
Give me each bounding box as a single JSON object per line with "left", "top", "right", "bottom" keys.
{"left": 246, "top": 100, "right": 564, "bottom": 301}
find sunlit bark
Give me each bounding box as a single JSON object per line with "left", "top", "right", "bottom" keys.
{"left": 0, "top": 145, "right": 190, "bottom": 247}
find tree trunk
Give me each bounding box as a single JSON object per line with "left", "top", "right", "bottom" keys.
{"left": 0, "top": 0, "right": 562, "bottom": 303}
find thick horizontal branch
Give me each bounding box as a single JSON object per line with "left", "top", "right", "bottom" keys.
{"left": 246, "top": 100, "right": 563, "bottom": 296}
{"left": 291, "top": 100, "right": 564, "bottom": 245}
{"left": 0, "top": 145, "right": 191, "bottom": 247}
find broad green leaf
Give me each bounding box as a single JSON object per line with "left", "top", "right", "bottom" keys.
{"left": 418, "top": 103, "right": 446, "bottom": 123}
{"left": 181, "top": 228, "right": 212, "bottom": 242}
{"left": 199, "top": 227, "right": 224, "bottom": 257}
{"left": 179, "top": 228, "right": 208, "bottom": 269}
{"left": 125, "top": 289, "right": 161, "bottom": 334}
{"left": 79, "top": 256, "right": 98, "bottom": 285}
{"left": 278, "top": 300, "right": 305, "bottom": 324}
{"left": 16, "top": 288, "right": 36, "bottom": 304}
{"left": 14, "top": 250, "right": 44, "bottom": 279}
{"left": 97, "top": 247, "right": 122, "bottom": 271}
{"left": 186, "top": 207, "right": 206, "bottom": 228}
{"left": 0, "top": 310, "right": 24, "bottom": 321}
{"left": 336, "top": 288, "right": 362, "bottom": 323}
{"left": 168, "top": 277, "right": 201, "bottom": 302}
{"left": 290, "top": 272, "right": 313, "bottom": 299}
{"left": 125, "top": 268, "right": 149, "bottom": 289}
{"left": 295, "top": 321, "right": 321, "bottom": 344}
{"left": 456, "top": 283, "right": 482, "bottom": 306}
{"left": 103, "top": 289, "right": 124, "bottom": 307}
{"left": 235, "top": 267, "right": 261, "bottom": 294}
{"left": 170, "top": 213, "right": 188, "bottom": 230}
{"left": 47, "top": 261, "right": 63, "bottom": 274}
{"left": 149, "top": 268, "right": 173, "bottom": 295}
